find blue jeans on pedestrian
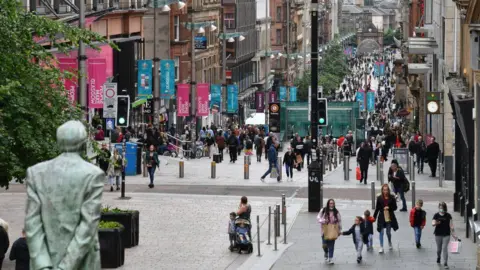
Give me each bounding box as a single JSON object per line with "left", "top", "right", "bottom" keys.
{"left": 322, "top": 235, "right": 336, "bottom": 258}
{"left": 379, "top": 223, "right": 392, "bottom": 247}
{"left": 394, "top": 187, "right": 407, "bottom": 210}
{"left": 413, "top": 226, "right": 422, "bottom": 244}
{"left": 261, "top": 161, "right": 278, "bottom": 179}
{"left": 147, "top": 166, "right": 156, "bottom": 184}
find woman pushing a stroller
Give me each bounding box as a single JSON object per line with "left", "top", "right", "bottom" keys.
{"left": 228, "top": 196, "right": 253, "bottom": 254}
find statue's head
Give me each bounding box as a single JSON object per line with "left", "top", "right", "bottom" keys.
{"left": 57, "top": 120, "right": 87, "bottom": 153}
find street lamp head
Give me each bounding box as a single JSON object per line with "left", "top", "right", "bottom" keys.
{"left": 239, "top": 35, "right": 245, "bottom": 41}
{"left": 278, "top": 52, "right": 283, "bottom": 57}
{"left": 210, "top": 24, "right": 217, "bottom": 31}
{"left": 228, "top": 37, "right": 235, "bottom": 42}
{"left": 270, "top": 54, "right": 275, "bottom": 59}
{"left": 298, "top": 55, "right": 303, "bottom": 59}
{"left": 198, "top": 26, "right": 205, "bottom": 33}
{"left": 177, "top": 1, "right": 186, "bottom": 9}
{"left": 161, "top": 4, "right": 171, "bottom": 11}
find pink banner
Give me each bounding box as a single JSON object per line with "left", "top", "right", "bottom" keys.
{"left": 58, "top": 58, "right": 78, "bottom": 104}
{"left": 88, "top": 58, "right": 107, "bottom": 108}
{"left": 196, "top": 83, "right": 210, "bottom": 116}
{"left": 177, "top": 84, "right": 190, "bottom": 117}
{"left": 54, "top": 45, "right": 113, "bottom": 79}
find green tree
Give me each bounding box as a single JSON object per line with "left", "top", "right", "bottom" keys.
{"left": 0, "top": 0, "right": 108, "bottom": 187}
{"left": 294, "top": 71, "right": 311, "bottom": 101}
{"left": 384, "top": 28, "right": 402, "bottom": 46}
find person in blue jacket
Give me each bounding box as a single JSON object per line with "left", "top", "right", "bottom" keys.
{"left": 260, "top": 143, "right": 280, "bottom": 182}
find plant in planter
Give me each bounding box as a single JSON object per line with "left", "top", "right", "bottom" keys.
{"left": 98, "top": 221, "right": 125, "bottom": 268}
{"left": 101, "top": 206, "right": 140, "bottom": 248}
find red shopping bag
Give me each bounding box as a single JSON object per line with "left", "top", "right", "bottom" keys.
{"left": 356, "top": 167, "right": 361, "bottom": 181}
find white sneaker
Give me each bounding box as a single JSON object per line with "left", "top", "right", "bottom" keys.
{"left": 378, "top": 248, "right": 384, "bottom": 254}
{"left": 327, "top": 258, "right": 334, "bottom": 265}
{"left": 389, "top": 243, "right": 393, "bottom": 250}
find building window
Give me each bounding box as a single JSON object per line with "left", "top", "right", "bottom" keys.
{"left": 174, "top": 16, "right": 180, "bottom": 41}
{"left": 276, "top": 7, "right": 282, "bottom": 21}
{"left": 174, "top": 57, "right": 179, "bottom": 81}
{"left": 225, "top": 13, "right": 235, "bottom": 29}
{"left": 276, "top": 29, "right": 281, "bottom": 45}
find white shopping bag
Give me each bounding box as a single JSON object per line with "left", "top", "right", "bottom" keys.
{"left": 448, "top": 239, "right": 461, "bottom": 254}
{"left": 270, "top": 167, "right": 278, "bottom": 178}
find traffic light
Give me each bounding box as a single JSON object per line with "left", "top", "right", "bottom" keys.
{"left": 318, "top": 98, "right": 328, "bottom": 126}
{"left": 116, "top": 95, "right": 130, "bottom": 127}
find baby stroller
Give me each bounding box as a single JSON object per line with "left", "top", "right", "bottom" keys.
{"left": 230, "top": 218, "right": 253, "bottom": 254}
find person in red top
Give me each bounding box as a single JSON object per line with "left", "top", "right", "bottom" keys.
{"left": 409, "top": 199, "right": 427, "bottom": 248}
{"left": 94, "top": 125, "right": 104, "bottom": 141}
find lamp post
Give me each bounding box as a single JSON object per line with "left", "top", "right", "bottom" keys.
{"left": 310, "top": 0, "right": 318, "bottom": 148}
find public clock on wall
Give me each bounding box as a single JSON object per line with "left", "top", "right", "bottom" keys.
{"left": 427, "top": 100, "right": 440, "bottom": 114}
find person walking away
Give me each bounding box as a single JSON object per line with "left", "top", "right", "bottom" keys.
{"left": 146, "top": 145, "right": 160, "bottom": 188}
{"left": 216, "top": 132, "right": 225, "bottom": 162}
{"left": 283, "top": 148, "right": 295, "bottom": 181}
{"left": 254, "top": 135, "right": 263, "bottom": 162}
{"left": 426, "top": 137, "right": 440, "bottom": 177}
{"left": 410, "top": 199, "right": 426, "bottom": 248}
{"left": 373, "top": 184, "right": 399, "bottom": 253}
{"left": 357, "top": 141, "right": 372, "bottom": 184}
{"left": 245, "top": 138, "right": 253, "bottom": 157}
{"left": 317, "top": 199, "right": 342, "bottom": 264}
{"left": 388, "top": 160, "right": 408, "bottom": 211}
{"left": 260, "top": 144, "right": 280, "bottom": 182}
{"left": 206, "top": 133, "right": 215, "bottom": 159}
{"left": 364, "top": 210, "right": 375, "bottom": 251}
{"left": 107, "top": 149, "right": 123, "bottom": 192}
{"left": 304, "top": 136, "right": 313, "bottom": 166}
{"left": 227, "top": 132, "right": 239, "bottom": 163}
{"left": 0, "top": 218, "right": 9, "bottom": 269}
{"left": 96, "top": 143, "right": 111, "bottom": 176}
{"left": 238, "top": 131, "right": 246, "bottom": 157}
{"left": 293, "top": 135, "right": 305, "bottom": 168}
{"left": 342, "top": 216, "right": 368, "bottom": 264}
{"left": 9, "top": 228, "right": 29, "bottom": 270}
{"left": 433, "top": 202, "right": 456, "bottom": 269}
{"left": 416, "top": 136, "right": 427, "bottom": 174}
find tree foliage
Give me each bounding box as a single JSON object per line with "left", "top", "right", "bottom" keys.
{"left": 295, "top": 39, "right": 349, "bottom": 99}
{"left": 0, "top": 0, "right": 108, "bottom": 187}
{"left": 384, "top": 28, "right": 402, "bottom": 46}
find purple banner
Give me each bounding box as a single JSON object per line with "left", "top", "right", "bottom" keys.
{"left": 268, "top": 91, "right": 277, "bottom": 103}
{"left": 255, "top": 91, "right": 265, "bottom": 113}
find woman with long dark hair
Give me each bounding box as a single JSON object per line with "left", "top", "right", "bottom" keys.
{"left": 317, "top": 199, "right": 342, "bottom": 264}
{"left": 373, "top": 184, "right": 399, "bottom": 253}
{"left": 433, "top": 202, "right": 456, "bottom": 269}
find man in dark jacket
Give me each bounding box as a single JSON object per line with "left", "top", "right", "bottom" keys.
{"left": 0, "top": 223, "right": 9, "bottom": 269}
{"left": 265, "top": 134, "right": 273, "bottom": 160}
{"left": 227, "top": 132, "right": 239, "bottom": 163}
{"left": 261, "top": 144, "right": 280, "bottom": 182}
{"left": 388, "top": 160, "right": 408, "bottom": 211}
{"left": 416, "top": 136, "right": 427, "bottom": 174}
{"left": 426, "top": 136, "right": 440, "bottom": 177}
{"left": 357, "top": 142, "right": 373, "bottom": 184}
{"left": 9, "top": 229, "right": 29, "bottom": 270}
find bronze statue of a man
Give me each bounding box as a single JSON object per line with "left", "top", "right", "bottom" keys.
{"left": 25, "top": 120, "right": 104, "bottom": 270}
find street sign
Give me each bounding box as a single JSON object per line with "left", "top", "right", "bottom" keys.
{"left": 106, "top": 118, "right": 115, "bottom": 130}
{"left": 103, "top": 83, "right": 117, "bottom": 118}
{"left": 143, "top": 98, "right": 153, "bottom": 115}
{"left": 194, "top": 36, "right": 207, "bottom": 49}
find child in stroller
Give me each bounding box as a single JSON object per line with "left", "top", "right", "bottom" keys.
{"left": 228, "top": 216, "right": 253, "bottom": 254}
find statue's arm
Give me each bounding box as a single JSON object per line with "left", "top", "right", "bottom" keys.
{"left": 25, "top": 168, "right": 53, "bottom": 270}
{"left": 57, "top": 172, "right": 103, "bottom": 270}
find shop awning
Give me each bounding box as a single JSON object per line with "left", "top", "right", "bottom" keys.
{"left": 407, "top": 63, "right": 432, "bottom": 74}
{"left": 406, "top": 37, "right": 438, "bottom": 54}
{"left": 132, "top": 95, "right": 153, "bottom": 108}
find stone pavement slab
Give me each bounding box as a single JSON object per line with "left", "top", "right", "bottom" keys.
{"left": 0, "top": 192, "right": 300, "bottom": 270}
{"left": 272, "top": 200, "right": 476, "bottom": 270}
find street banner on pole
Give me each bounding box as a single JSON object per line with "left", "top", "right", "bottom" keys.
{"left": 177, "top": 83, "right": 190, "bottom": 116}
{"left": 160, "top": 59, "right": 175, "bottom": 99}
{"left": 103, "top": 83, "right": 117, "bottom": 118}
{"left": 137, "top": 59, "right": 153, "bottom": 97}
{"left": 356, "top": 89, "right": 365, "bottom": 111}
{"left": 227, "top": 84, "right": 238, "bottom": 113}
{"left": 255, "top": 91, "right": 265, "bottom": 113}
{"left": 367, "top": 91, "right": 375, "bottom": 112}
{"left": 379, "top": 62, "right": 385, "bottom": 77}
{"left": 268, "top": 91, "right": 277, "bottom": 103}
{"left": 279, "top": 86, "right": 287, "bottom": 101}
{"left": 88, "top": 58, "right": 107, "bottom": 109}
{"left": 196, "top": 83, "right": 210, "bottom": 116}
{"left": 289, "top": 86, "right": 297, "bottom": 102}
{"left": 58, "top": 58, "right": 77, "bottom": 104}
{"left": 374, "top": 61, "right": 380, "bottom": 77}
{"left": 210, "top": 84, "right": 221, "bottom": 113}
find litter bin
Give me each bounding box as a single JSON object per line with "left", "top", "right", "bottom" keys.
{"left": 135, "top": 142, "right": 143, "bottom": 175}
{"left": 307, "top": 159, "right": 323, "bottom": 212}
{"left": 115, "top": 143, "right": 137, "bottom": 176}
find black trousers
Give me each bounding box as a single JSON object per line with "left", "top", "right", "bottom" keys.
{"left": 428, "top": 159, "right": 437, "bottom": 177}
{"left": 256, "top": 148, "right": 262, "bottom": 161}
{"left": 360, "top": 163, "right": 369, "bottom": 184}
{"left": 229, "top": 146, "right": 237, "bottom": 162}
{"left": 218, "top": 147, "right": 224, "bottom": 161}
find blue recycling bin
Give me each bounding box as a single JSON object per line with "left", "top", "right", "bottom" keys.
{"left": 114, "top": 143, "right": 137, "bottom": 176}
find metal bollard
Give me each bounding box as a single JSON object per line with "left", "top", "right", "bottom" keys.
{"left": 179, "top": 161, "right": 184, "bottom": 178}
{"left": 371, "top": 181, "right": 375, "bottom": 209}
{"left": 274, "top": 209, "right": 278, "bottom": 251}
{"left": 277, "top": 157, "right": 283, "bottom": 181}
{"left": 244, "top": 156, "right": 249, "bottom": 180}
{"left": 339, "top": 151, "right": 343, "bottom": 164}
{"left": 328, "top": 157, "right": 332, "bottom": 171}
{"left": 275, "top": 204, "right": 281, "bottom": 237}
{"left": 334, "top": 150, "right": 337, "bottom": 168}
{"left": 142, "top": 151, "right": 147, "bottom": 177}
{"left": 257, "top": 215, "right": 261, "bottom": 257}
{"left": 281, "top": 194, "right": 286, "bottom": 225}
{"left": 211, "top": 161, "right": 216, "bottom": 179}
{"left": 411, "top": 159, "right": 415, "bottom": 182}
{"left": 412, "top": 181, "right": 416, "bottom": 207}
{"left": 267, "top": 206, "right": 272, "bottom": 245}
{"left": 343, "top": 156, "right": 349, "bottom": 180}
{"left": 380, "top": 161, "right": 384, "bottom": 185}
{"left": 283, "top": 210, "right": 288, "bottom": 244}
{"left": 376, "top": 157, "right": 380, "bottom": 181}
{"left": 439, "top": 163, "right": 443, "bottom": 187}
{"left": 320, "top": 181, "right": 324, "bottom": 210}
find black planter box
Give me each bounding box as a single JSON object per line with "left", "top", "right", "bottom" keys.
{"left": 99, "top": 227, "right": 125, "bottom": 268}
{"left": 101, "top": 212, "right": 138, "bottom": 248}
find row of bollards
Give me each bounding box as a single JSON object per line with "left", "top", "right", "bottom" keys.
{"left": 261, "top": 194, "right": 289, "bottom": 256}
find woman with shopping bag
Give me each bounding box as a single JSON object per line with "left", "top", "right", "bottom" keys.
{"left": 373, "top": 184, "right": 399, "bottom": 254}
{"left": 432, "top": 202, "right": 457, "bottom": 269}
{"left": 317, "top": 199, "right": 342, "bottom": 265}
